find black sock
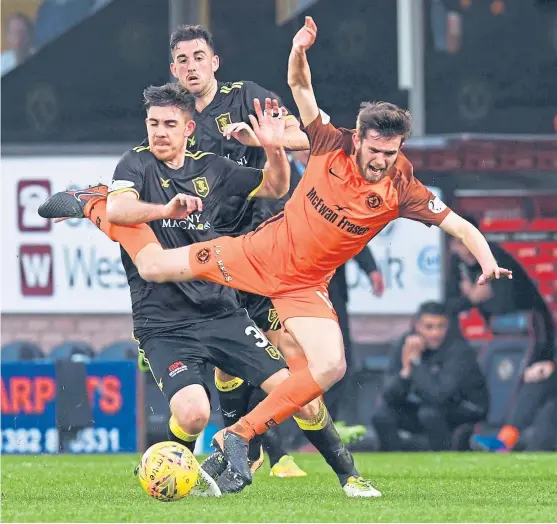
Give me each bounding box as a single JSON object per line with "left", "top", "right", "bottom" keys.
{"left": 262, "top": 429, "right": 288, "bottom": 467}
{"left": 295, "top": 400, "right": 359, "bottom": 486}
{"left": 167, "top": 416, "right": 199, "bottom": 453}
{"left": 214, "top": 372, "right": 263, "bottom": 460}
{"left": 215, "top": 373, "right": 252, "bottom": 426}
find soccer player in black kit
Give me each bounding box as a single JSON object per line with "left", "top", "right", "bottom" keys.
{"left": 42, "top": 83, "right": 380, "bottom": 497}
{"left": 167, "top": 24, "right": 361, "bottom": 479}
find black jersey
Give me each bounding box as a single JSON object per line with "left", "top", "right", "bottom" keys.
{"left": 109, "top": 145, "right": 264, "bottom": 331}
{"left": 188, "top": 80, "right": 293, "bottom": 235}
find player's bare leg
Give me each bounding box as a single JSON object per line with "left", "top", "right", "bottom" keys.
{"left": 271, "top": 330, "right": 375, "bottom": 493}
{"left": 39, "top": 186, "right": 194, "bottom": 278}
{"left": 280, "top": 329, "right": 366, "bottom": 445}
{"left": 211, "top": 320, "right": 381, "bottom": 496}
{"left": 168, "top": 384, "right": 211, "bottom": 451}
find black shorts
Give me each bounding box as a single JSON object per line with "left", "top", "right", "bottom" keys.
{"left": 242, "top": 292, "right": 281, "bottom": 332}
{"left": 136, "top": 309, "right": 286, "bottom": 402}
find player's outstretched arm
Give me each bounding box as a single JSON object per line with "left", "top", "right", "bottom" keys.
{"left": 439, "top": 212, "right": 513, "bottom": 284}
{"left": 248, "top": 98, "right": 291, "bottom": 198}
{"left": 107, "top": 191, "right": 202, "bottom": 225}
{"left": 288, "top": 16, "right": 320, "bottom": 127}
{"left": 222, "top": 113, "right": 309, "bottom": 151}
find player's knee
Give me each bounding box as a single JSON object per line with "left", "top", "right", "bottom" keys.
{"left": 139, "top": 262, "right": 167, "bottom": 283}
{"left": 295, "top": 397, "right": 322, "bottom": 420}
{"left": 134, "top": 245, "right": 168, "bottom": 283}
{"left": 170, "top": 385, "right": 211, "bottom": 434}
{"left": 136, "top": 255, "right": 165, "bottom": 283}
{"left": 172, "top": 404, "right": 210, "bottom": 435}
{"left": 308, "top": 353, "right": 346, "bottom": 389}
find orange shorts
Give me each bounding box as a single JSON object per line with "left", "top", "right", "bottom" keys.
{"left": 189, "top": 236, "right": 338, "bottom": 323}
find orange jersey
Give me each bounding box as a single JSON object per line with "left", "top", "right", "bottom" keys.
{"left": 241, "top": 113, "right": 451, "bottom": 290}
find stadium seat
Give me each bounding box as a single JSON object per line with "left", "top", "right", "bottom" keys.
{"left": 1, "top": 341, "right": 44, "bottom": 362}
{"left": 476, "top": 312, "right": 536, "bottom": 429}
{"left": 344, "top": 342, "right": 392, "bottom": 427}
{"left": 47, "top": 341, "right": 95, "bottom": 362}
{"left": 96, "top": 340, "right": 138, "bottom": 361}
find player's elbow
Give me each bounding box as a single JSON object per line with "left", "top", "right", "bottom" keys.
{"left": 272, "top": 170, "right": 291, "bottom": 198}
{"left": 106, "top": 200, "right": 125, "bottom": 225}
{"left": 260, "top": 180, "right": 288, "bottom": 199}
{"left": 273, "top": 181, "right": 289, "bottom": 199}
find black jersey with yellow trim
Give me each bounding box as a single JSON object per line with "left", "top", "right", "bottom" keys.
{"left": 109, "top": 145, "right": 265, "bottom": 330}
{"left": 188, "top": 80, "right": 296, "bottom": 236}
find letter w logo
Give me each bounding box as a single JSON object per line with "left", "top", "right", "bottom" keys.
{"left": 19, "top": 245, "right": 54, "bottom": 296}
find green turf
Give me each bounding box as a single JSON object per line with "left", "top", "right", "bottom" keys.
{"left": 2, "top": 452, "right": 556, "bottom": 522}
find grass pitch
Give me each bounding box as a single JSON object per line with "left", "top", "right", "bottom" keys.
{"left": 2, "top": 452, "right": 556, "bottom": 522}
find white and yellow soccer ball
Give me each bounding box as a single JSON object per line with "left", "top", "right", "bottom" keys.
{"left": 136, "top": 441, "right": 200, "bottom": 502}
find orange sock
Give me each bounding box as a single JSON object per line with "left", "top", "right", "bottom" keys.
{"left": 230, "top": 367, "right": 324, "bottom": 440}
{"left": 498, "top": 425, "right": 520, "bottom": 449}
{"left": 88, "top": 200, "right": 159, "bottom": 262}
{"left": 286, "top": 354, "right": 308, "bottom": 373}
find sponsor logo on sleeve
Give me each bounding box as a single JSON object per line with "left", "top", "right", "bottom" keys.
{"left": 428, "top": 196, "right": 447, "bottom": 214}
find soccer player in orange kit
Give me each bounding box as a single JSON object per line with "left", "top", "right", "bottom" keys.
{"left": 39, "top": 17, "right": 512, "bottom": 485}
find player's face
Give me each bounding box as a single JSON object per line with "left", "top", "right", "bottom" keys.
{"left": 170, "top": 39, "right": 219, "bottom": 95}
{"left": 353, "top": 131, "right": 402, "bottom": 183}
{"left": 146, "top": 106, "right": 195, "bottom": 162}
{"left": 415, "top": 314, "right": 449, "bottom": 350}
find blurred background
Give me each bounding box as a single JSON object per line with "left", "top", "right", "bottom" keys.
{"left": 1, "top": 0, "right": 556, "bottom": 456}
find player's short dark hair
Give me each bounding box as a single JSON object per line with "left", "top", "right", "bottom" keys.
{"left": 170, "top": 24, "right": 215, "bottom": 54}
{"left": 356, "top": 101, "right": 412, "bottom": 142}
{"left": 416, "top": 301, "right": 447, "bottom": 318}
{"left": 143, "top": 83, "right": 195, "bottom": 118}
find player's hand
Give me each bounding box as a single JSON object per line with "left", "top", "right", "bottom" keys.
{"left": 369, "top": 270, "right": 385, "bottom": 297}
{"left": 163, "top": 193, "right": 203, "bottom": 219}
{"left": 477, "top": 265, "right": 513, "bottom": 285}
{"left": 293, "top": 16, "right": 317, "bottom": 52}
{"left": 249, "top": 98, "right": 288, "bottom": 149}
{"left": 221, "top": 122, "right": 261, "bottom": 147}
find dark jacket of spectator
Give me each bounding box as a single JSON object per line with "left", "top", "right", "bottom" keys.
{"left": 383, "top": 328, "right": 489, "bottom": 413}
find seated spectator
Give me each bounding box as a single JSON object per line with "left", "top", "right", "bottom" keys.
{"left": 1, "top": 12, "right": 35, "bottom": 76}
{"left": 446, "top": 215, "right": 554, "bottom": 352}
{"left": 372, "top": 301, "right": 489, "bottom": 451}
{"left": 471, "top": 349, "right": 557, "bottom": 452}
{"left": 447, "top": 216, "right": 557, "bottom": 451}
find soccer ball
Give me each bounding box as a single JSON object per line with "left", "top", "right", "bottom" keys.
{"left": 136, "top": 441, "right": 199, "bottom": 502}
